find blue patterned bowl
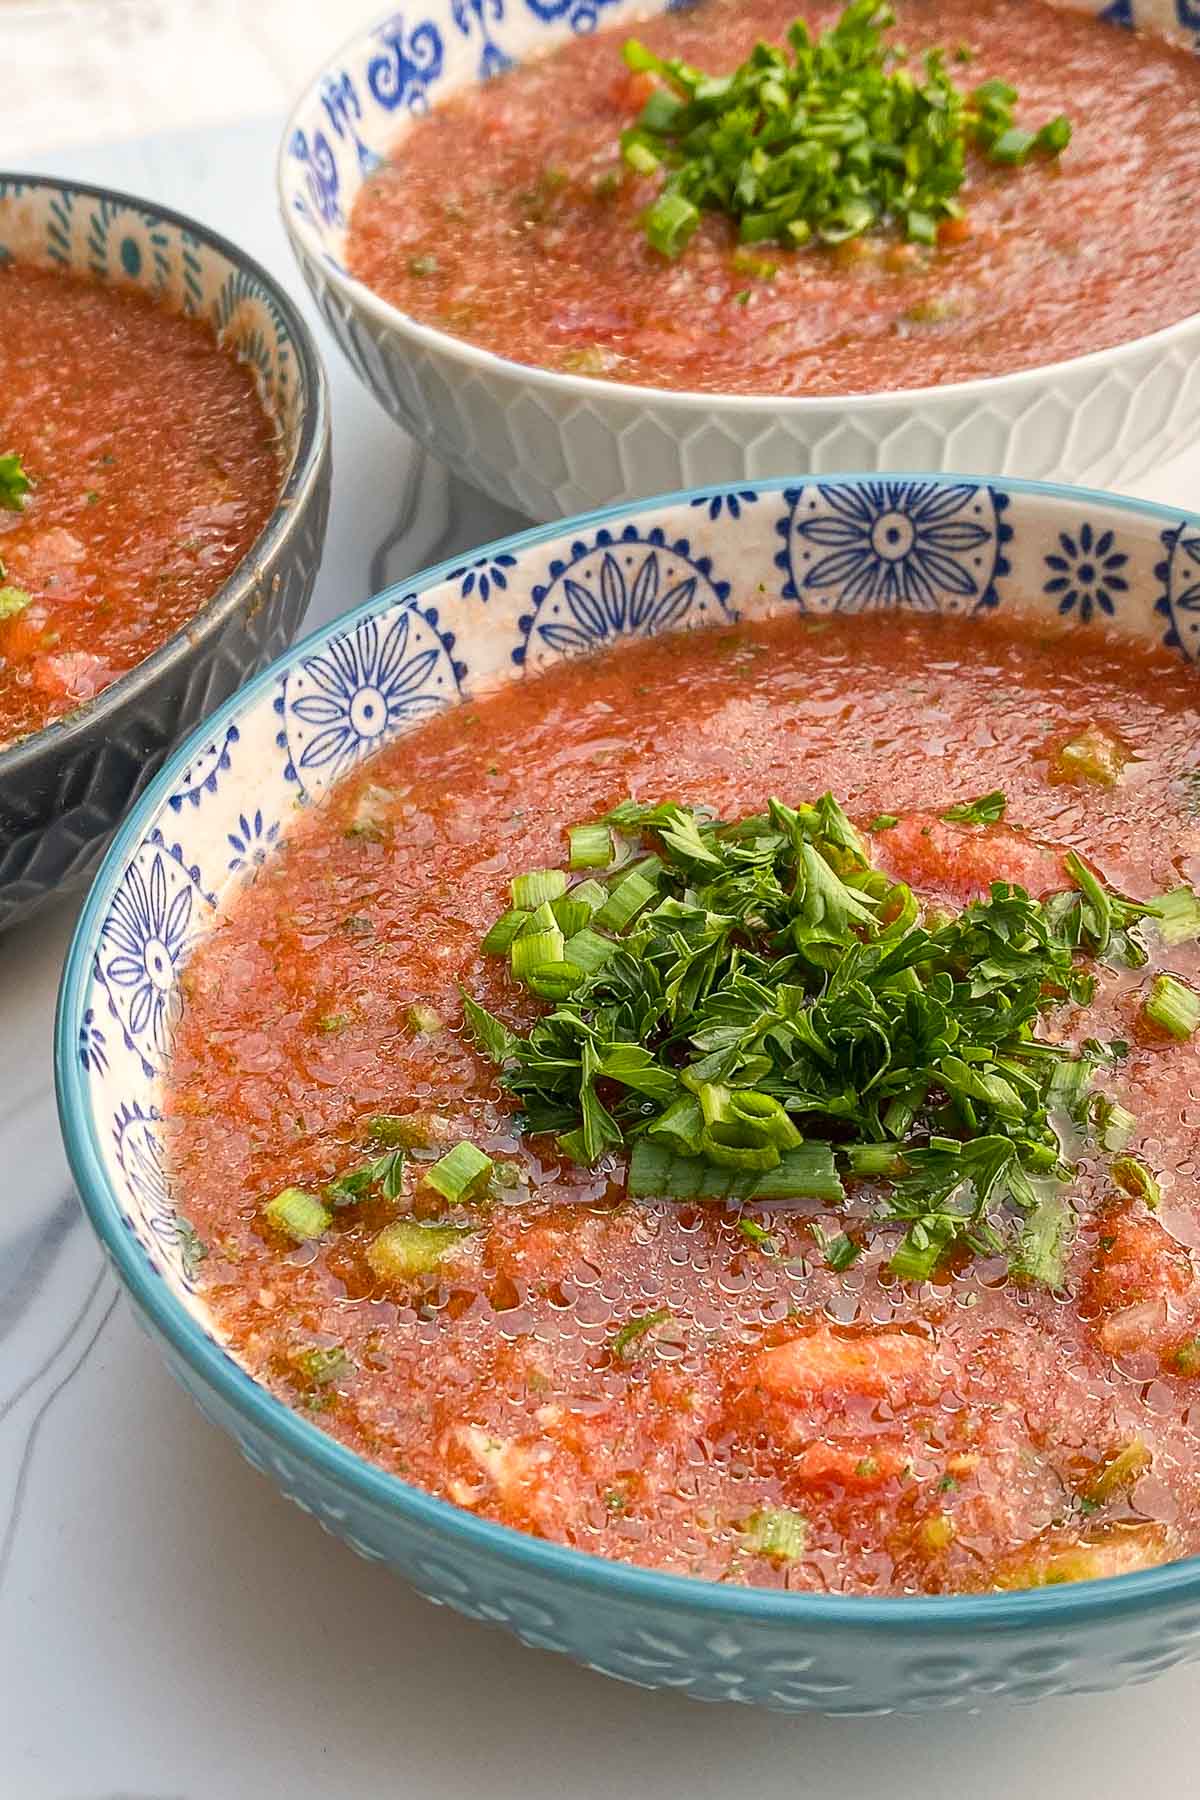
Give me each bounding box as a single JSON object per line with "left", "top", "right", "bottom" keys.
{"left": 56, "top": 475, "right": 1200, "bottom": 1713}
{"left": 0, "top": 174, "right": 331, "bottom": 929}
{"left": 278, "top": 0, "right": 1200, "bottom": 521}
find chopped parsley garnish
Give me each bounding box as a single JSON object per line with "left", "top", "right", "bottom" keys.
{"left": 942, "top": 789, "right": 1006, "bottom": 826}
{"left": 464, "top": 793, "right": 1184, "bottom": 1282}
{"left": 620, "top": 0, "right": 1071, "bottom": 257}
{"left": 0, "top": 452, "right": 30, "bottom": 513}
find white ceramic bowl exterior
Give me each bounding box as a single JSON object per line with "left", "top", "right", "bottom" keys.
{"left": 278, "top": 0, "right": 1200, "bottom": 521}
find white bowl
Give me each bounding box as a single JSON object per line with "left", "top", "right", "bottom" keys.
{"left": 277, "top": 0, "right": 1200, "bottom": 522}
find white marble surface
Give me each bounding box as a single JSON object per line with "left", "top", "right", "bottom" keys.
{"left": 3, "top": 111, "right": 1200, "bottom": 1798}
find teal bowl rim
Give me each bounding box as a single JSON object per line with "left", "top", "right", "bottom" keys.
{"left": 55, "top": 472, "right": 1200, "bottom": 1634}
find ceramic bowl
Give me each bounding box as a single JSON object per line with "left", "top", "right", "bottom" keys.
{"left": 0, "top": 173, "right": 332, "bottom": 929}
{"left": 56, "top": 472, "right": 1200, "bottom": 1713}
{"left": 277, "top": 1, "right": 1200, "bottom": 523}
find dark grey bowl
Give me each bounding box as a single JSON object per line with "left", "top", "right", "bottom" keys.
{"left": 0, "top": 173, "right": 331, "bottom": 929}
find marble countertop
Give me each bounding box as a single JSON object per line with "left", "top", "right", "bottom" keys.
{"left": 4, "top": 111, "right": 1200, "bottom": 1800}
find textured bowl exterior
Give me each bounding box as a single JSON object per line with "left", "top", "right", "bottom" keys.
{"left": 278, "top": 0, "right": 1200, "bottom": 522}
{"left": 0, "top": 174, "right": 331, "bottom": 929}
{"left": 56, "top": 472, "right": 1200, "bottom": 1713}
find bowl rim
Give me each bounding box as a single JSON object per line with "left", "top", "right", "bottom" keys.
{"left": 276, "top": 3, "right": 1200, "bottom": 419}
{"left": 0, "top": 169, "right": 331, "bottom": 783}
{"left": 56, "top": 471, "right": 1200, "bottom": 1633}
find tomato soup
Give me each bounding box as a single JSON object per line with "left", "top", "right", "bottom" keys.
{"left": 165, "top": 610, "right": 1200, "bottom": 1596}
{"left": 0, "top": 264, "right": 281, "bottom": 746}
{"left": 349, "top": 0, "right": 1200, "bottom": 397}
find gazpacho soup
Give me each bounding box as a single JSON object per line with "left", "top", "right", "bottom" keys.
{"left": 166, "top": 600, "right": 1200, "bottom": 1596}
{"left": 0, "top": 264, "right": 281, "bottom": 747}
{"left": 348, "top": 0, "right": 1200, "bottom": 397}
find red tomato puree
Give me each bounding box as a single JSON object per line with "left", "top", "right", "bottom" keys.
{"left": 349, "top": 0, "right": 1200, "bottom": 397}
{"left": 0, "top": 265, "right": 280, "bottom": 745}
{"left": 166, "top": 610, "right": 1200, "bottom": 1595}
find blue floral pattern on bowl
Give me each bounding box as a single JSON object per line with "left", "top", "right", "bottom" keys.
{"left": 515, "top": 523, "right": 734, "bottom": 668}
{"left": 776, "top": 481, "right": 1011, "bottom": 613}
{"left": 278, "top": 602, "right": 465, "bottom": 800}
{"left": 1043, "top": 522, "right": 1130, "bottom": 621}
{"left": 57, "top": 476, "right": 1200, "bottom": 1714}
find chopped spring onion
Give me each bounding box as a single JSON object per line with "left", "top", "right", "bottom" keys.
{"left": 1149, "top": 886, "right": 1200, "bottom": 946}
{"left": 742, "top": 1506, "right": 808, "bottom": 1561}
{"left": 1053, "top": 725, "right": 1130, "bottom": 787}
{"left": 591, "top": 868, "right": 658, "bottom": 932}
{"left": 0, "top": 585, "right": 31, "bottom": 620}
{"left": 1111, "top": 1156, "right": 1162, "bottom": 1211}
{"left": 1011, "top": 1191, "right": 1071, "bottom": 1288}
{"left": 406, "top": 1003, "right": 444, "bottom": 1035}
{"left": 561, "top": 926, "right": 618, "bottom": 974}
{"left": 1079, "top": 1438, "right": 1151, "bottom": 1506}
{"left": 568, "top": 823, "right": 614, "bottom": 869}
{"left": 367, "top": 1220, "right": 471, "bottom": 1281}
{"left": 526, "top": 959, "right": 586, "bottom": 1001}
{"left": 1091, "top": 1095, "right": 1136, "bottom": 1154}
{"left": 511, "top": 924, "right": 565, "bottom": 983}
{"left": 423, "top": 1140, "right": 494, "bottom": 1203}
{"left": 481, "top": 908, "right": 530, "bottom": 954}
{"left": 611, "top": 1307, "right": 672, "bottom": 1360}
{"left": 264, "top": 1187, "right": 330, "bottom": 1243}
{"left": 550, "top": 897, "right": 592, "bottom": 938}
{"left": 1143, "top": 972, "right": 1200, "bottom": 1040}
{"left": 511, "top": 869, "right": 567, "bottom": 909}
{"left": 0, "top": 452, "right": 30, "bottom": 512}
{"left": 364, "top": 1111, "right": 453, "bottom": 1151}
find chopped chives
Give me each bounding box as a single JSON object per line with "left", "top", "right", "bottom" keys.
{"left": 424, "top": 1141, "right": 494, "bottom": 1202}
{"left": 263, "top": 1187, "right": 330, "bottom": 1243}
{"left": 1143, "top": 973, "right": 1200, "bottom": 1040}
{"left": 568, "top": 823, "right": 614, "bottom": 869}
{"left": 619, "top": 1, "right": 1070, "bottom": 259}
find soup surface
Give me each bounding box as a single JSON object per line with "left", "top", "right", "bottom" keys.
{"left": 0, "top": 264, "right": 281, "bottom": 746}
{"left": 349, "top": 0, "right": 1200, "bottom": 396}
{"left": 165, "top": 608, "right": 1200, "bottom": 1595}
